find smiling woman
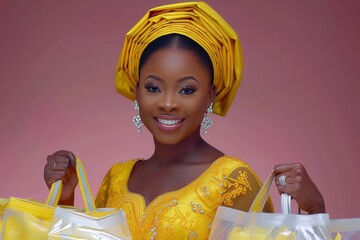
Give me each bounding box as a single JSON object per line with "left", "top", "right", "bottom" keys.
{"left": 43, "top": 2, "right": 326, "bottom": 239}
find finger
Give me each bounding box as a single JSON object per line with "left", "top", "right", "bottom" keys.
{"left": 46, "top": 154, "right": 73, "bottom": 170}
{"left": 277, "top": 185, "right": 298, "bottom": 200}
{"left": 46, "top": 154, "right": 66, "bottom": 165}
{"left": 45, "top": 159, "right": 63, "bottom": 173}
{"left": 275, "top": 174, "right": 287, "bottom": 187}
{"left": 52, "top": 161, "right": 71, "bottom": 172}
{"left": 52, "top": 150, "right": 76, "bottom": 159}
{"left": 54, "top": 150, "right": 76, "bottom": 169}
{"left": 274, "top": 173, "right": 297, "bottom": 195}
{"left": 49, "top": 150, "right": 76, "bottom": 164}
{"left": 44, "top": 169, "right": 67, "bottom": 187}
{"left": 44, "top": 158, "right": 71, "bottom": 177}
{"left": 275, "top": 175, "right": 288, "bottom": 194}
{"left": 274, "top": 163, "right": 301, "bottom": 174}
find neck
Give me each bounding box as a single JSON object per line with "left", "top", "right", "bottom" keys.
{"left": 150, "top": 128, "right": 209, "bottom": 165}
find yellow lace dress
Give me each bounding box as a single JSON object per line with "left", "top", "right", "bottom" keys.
{"left": 95, "top": 155, "right": 273, "bottom": 240}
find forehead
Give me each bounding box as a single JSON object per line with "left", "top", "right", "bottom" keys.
{"left": 140, "top": 48, "right": 211, "bottom": 76}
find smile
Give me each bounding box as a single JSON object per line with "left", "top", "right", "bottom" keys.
{"left": 157, "top": 119, "right": 182, "bottom": 126}
{"left": 156, "top": 117, "right": 183, "bottom": 131}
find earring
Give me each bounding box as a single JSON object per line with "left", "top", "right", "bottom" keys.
{"left": 201, "top": 102, "right": 213, "bottom": 134}
{"left": 133, "top": 100, "right": 143, "bottom": 133}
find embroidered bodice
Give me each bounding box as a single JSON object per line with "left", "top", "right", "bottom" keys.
{"left": 95, "top": 155, "right": 273, "bottom": 239}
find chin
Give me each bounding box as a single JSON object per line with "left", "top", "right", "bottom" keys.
{"left": 154, "top": 136, "right": 183, "bottom": 145}
{"left": 154, "top": 130, "right": 199, "bottom": 146}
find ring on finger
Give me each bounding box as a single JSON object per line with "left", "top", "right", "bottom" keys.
{"left": 279, "top": 175, "right": 286, "bottom": 186}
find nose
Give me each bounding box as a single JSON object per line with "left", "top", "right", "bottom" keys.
{"left": 159, "top": 92, "right": 178, "bottom": 112}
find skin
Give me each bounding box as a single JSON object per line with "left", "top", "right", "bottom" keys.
{"left": 129, "top": 48, "right": 223, "bottom": 205}
{"left": 44, "top": 47, "right": 325, "bottom": 213}
{"left": 44, "top": 150, "right": 77, "bottom": 205}
{"left": 274, "top": 163, "right": 325, "bottom": 213}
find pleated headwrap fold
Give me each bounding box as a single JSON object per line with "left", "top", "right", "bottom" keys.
{"left": 115, "top": 1, "right": 243, "bottom": 116}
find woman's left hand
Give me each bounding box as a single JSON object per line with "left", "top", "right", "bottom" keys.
{"left": 274, "top": 163, "right": 326, "bottom": 214}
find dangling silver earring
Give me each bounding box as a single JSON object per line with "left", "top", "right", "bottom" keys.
{"left": 133, "top": 100, "right": 143, "bottom": 133}
{"left": 201, "top": 102, "right": 213, "bottom": 134}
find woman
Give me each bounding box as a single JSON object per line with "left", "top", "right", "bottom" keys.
{"left": 44, "top": 2, "right": 325, "bottom": 239}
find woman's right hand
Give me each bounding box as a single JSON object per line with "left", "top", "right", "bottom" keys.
{"left": 44, "top": 150, "right": 78, "bottom": 205}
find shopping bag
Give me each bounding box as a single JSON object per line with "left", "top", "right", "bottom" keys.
{"left": 1, "top": 157, "right": 132, "bottom": 240}
{"left": 209, "top": 171, "right": 331, "bottom": 240}
{"left": 0, "top": 180, "right": 62, "bottom": 240}
{"left": 330, "top": 217, "right": 360, "bottom": 240}
{"left": 0, "top": 198, "right": 8, "bottom": 234}
{"left": 47, "top": 157, "right": 132, "bottom": 240}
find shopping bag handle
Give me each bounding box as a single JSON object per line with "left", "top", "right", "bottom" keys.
{"left": 249, "top": 170, "right": 291, "bottom": 214}
{"left": 45, "top": 157, "right": 96, "bottom": 212}
{"left": 46, "top": 180, "right": 63, "bottom": 207}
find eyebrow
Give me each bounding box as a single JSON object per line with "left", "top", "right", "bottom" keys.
{"left": 144, "top": 75, "right": 200, "bottom": 84}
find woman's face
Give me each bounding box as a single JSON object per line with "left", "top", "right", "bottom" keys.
{"left": 137, "top": 47, "right": 214, "bottom": 145}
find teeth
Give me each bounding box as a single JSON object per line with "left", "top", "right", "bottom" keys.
{"left": 158, "top": 119, "right": 181, "bottom": 125}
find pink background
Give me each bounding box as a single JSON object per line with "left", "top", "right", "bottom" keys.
{"left": 0, "top": 1, "right": 359, "bottom": 218}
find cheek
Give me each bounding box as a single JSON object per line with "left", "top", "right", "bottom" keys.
{"left": 138, "top": 95, "right": 156, "bottom": 111}
{"left": 137, "top": 99, "right": 151, "bottom": 116}
{"left": 183, "top": 98, "right": 208, "bottom": 118}
{"left": 136, "top": 87, "right": 151, "bottom": 105}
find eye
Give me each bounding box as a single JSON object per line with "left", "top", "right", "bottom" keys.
{"left": 145, "top": 85, "right": 161, "bottom": 93}
{"left": 179, "top": 86, "right": 196, "bottom": 95}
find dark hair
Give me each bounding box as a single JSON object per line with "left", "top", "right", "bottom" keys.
{"left": 139, "top": 34, "right": 214, "bottom": 85}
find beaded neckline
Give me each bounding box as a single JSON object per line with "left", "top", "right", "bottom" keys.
{"left": 125, "top": 155, "right": 228, "bottom": 211}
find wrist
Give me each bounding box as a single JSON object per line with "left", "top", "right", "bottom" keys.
{"left": 307, "top": 199, "right": 326, "bottom": 214}
{"left": 59, "top": 192, "right": 75, "bottom": 206}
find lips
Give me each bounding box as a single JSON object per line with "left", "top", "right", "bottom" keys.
{"left": 155, "top": 117, "right": 183, "bottom": 131}
{"left": 158, "top": 119, "right": 182, "bottom": 125}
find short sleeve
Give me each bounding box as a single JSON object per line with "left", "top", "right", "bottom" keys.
{"left": 95, "top": 159, "right": 137, "bottom": 209}
{"left": 95, "top": 168, "right": 112, "bottom": 208}
{"left": 221, "top": 163, "right": 274, "bottom": 212}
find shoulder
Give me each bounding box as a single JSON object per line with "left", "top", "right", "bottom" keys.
{"left": 105, "top": 158, "right": 140, "bottom": 177}
{"left": 216, "top": 155, "right": 253, "bottom": 173}
{"left": 219, "top": 155, "right": 261, "bottom": 184}
{"left": 211, "top": 155, "right": 262, "bottom": 193}
{"left": 97, "top": 158, "right": 140, "bottom": 189}
{"left": 218, "top": 155, "right": 274, "bottom": 212}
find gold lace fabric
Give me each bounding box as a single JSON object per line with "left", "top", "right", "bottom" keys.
{"left": 95, "top": 156, "right": 272, "bottom": 239}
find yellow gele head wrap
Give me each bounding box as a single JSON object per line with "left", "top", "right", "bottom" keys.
{"left": 115, "top": 1, "right": 243, "bottom": 116}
